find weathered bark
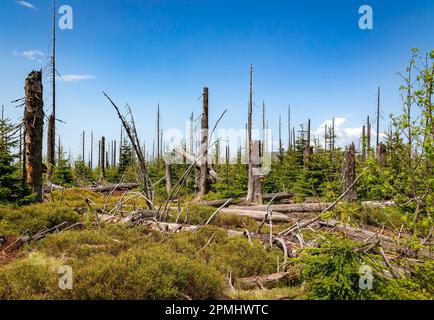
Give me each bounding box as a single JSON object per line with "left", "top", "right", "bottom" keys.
{"left": 303, "top": 119, "right": 313, "bottom": 166}
{"left": 202, "top": 192, "right": 293, "bottom": 208}
{"left": 221, "top": 209, "right": 290, "bottom": 222}
{"left": 361, "top": 125, "right": 366, "bottom": 163}
{"left": 246, "top": 65, "right": 255, "bottom": 205}
{"left": 232, "top": 203, "right": 330, "bottom": 213}
{"left": 165, "top": 162, "right": 172, "bottom": 194}
{"left": 24, "top": 71, "right": 44, "bottom": 202}
{"left": 196, "top": 87, "right": 209, "bottom": 201}
{"left": 232, "top": 201, "right": 395, "bottom": 213}
{"left": 367, "top": 116, "right": 371, "bottom": 157}
{"left": 173, "top": 147, "right": 218, "bottom": 181}
{"left": 100, "top": 137, "right": 106, "bottom": 178}
{"left": 343, "top": 143, "right": 357, "bottom": 201}
{"left": 87, "top": 183, "right": 139, "bottom": 193}
{"left": 252, "top": 141, "right": 263, "bottom": 204}
{"left": 376, "top": 143, "right": 387, "bottom": 165}
{"left": 46, "top": 115, "right": 55, "bottom": 182}
{"left": 235, "top": 271, "right": 299, "bottom": 290}
{"left": 319, "top": 220, "right": 431, "bottom": 259}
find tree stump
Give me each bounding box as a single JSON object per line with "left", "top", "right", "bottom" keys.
{"left": 343, "top": 143, "right": 357, "bottom": 201}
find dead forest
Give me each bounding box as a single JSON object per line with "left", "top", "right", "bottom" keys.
{"left": 0, "top": 46, "right": 433, "bottom": 300}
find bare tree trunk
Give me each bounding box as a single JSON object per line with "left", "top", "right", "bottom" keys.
{"left": 246, "top": 65, "right": 257, "bottom": 205}
{"left": 343, "top": 143, "right": 357, "bottom": 201}
{"left": 47, "top": 0, "right": 57, "bottom": 184}
{"left": 252, "top": 140, "right": 263, "bottom": 204}
{"left": 165, "top": 162, "right": 172, "bottom": 194}
{"left": 362, "top": 125, "right": 366, "bottom": 163}
{"left": 367, "top": 116, "right": 371, "bottom": 158}
{"left": 376, "top": 143, "right": 387, "bottom": 166}
{"left": 24, "top": 71, "right": 44, "bottom": 202}
{"left": 90, "top": 131, "right": 94, "bottom": 169}
{"left": 113, "top": 140, "right": 117, "bottom": 168}
{"left": 46, "top": 115, "right": 55, "bottom": 181}
{"left": 278, "top": 114, "right": 283, "bottom": 163}
{"left": 196, "top": 87, "right": 209, "bottom": 201}
{"left": 100, "top": 137, "right": 105, "bottom": 178}
{"left": 303, "top": 119, "right": 313, "bottom": 167}
{"left": 288, "top": 104, "right": 291, "bottom": 152}
{"left": 376, "top": 86, "right": 381, "bottom": 147}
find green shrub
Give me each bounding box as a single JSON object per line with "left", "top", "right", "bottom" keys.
{"left": 295, "top": 237, "right": 381, "bottom": 300}
{"left": 0, "top": 253, "right": 60, "bottom": 300}
{"left": 0, "top": 203, "right": 80, "bottom": 236}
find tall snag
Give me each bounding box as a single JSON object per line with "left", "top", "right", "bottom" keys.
{"left": 195, "top": 87, "right": 209, "bottom": 201}
{"left": 100, "top": 136, "right": 106, "bottom": 178}
{"left": 24, "top": 71, "right": 44, "bottom": 202}
{"left": 246, "top": 65, "right": 263, "bottom": 205}
{"left": 343, "top": 143, "right": 357, "bottom": 201}
{"left": 47, "top": 0, "right": 57, "bottom": 183}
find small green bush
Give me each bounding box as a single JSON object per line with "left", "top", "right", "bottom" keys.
{"left": 0, "top": 203, "right": 80, "bottom": 236}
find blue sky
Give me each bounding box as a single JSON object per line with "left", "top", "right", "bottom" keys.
{"left": 1, "top": 0, "right": 434, "bottom": 160}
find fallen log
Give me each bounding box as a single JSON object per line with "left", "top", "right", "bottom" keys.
{"left": 262, "top": 192, "right": 293, "bottom": 201}
{"left": 230, "top": 203, "right": 330, "bottom": 213}
{"left": 203, "top": 199, "right": 235, "bottom": 208}
{"left": 87, "top": 183, "right": 140, "bottom": 193}
{"left": 221, "top": 209, "right": 290, "bottom": 223}
{"left": 231, "top": 201, "right": 396, "bottom": 213}
{"left": 319, "top": 220, "right": 432, "bottom": 259}
{"left": 235, "top": 270, "right": 299, "bottom": 290}
{"left": 202, "top": 193, "right": 293, "bottom": 208}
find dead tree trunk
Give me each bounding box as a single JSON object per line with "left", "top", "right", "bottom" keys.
{"left": 165, "top": 162, "right": 172, "bottom": 194}
{"left": 343, "top": 143, "right": 357, "bottom": 201}
{"left": 24, "top": 71, "right": 44, "bottom": 202}
{"left": 361, "top": 125, "right": 367, "bottom": 162}
{"left": 104, "top": 93, "right": 154, "bottom": 209}
{"left": 376, "top": 143, "right": 387, "bottom": 165}
{"left": 278, "top": 114, "right": 283, "bottom": 163}
{"left": 100, "top": 137, "right": 106, "bottom": 178}
{"left": 367, "top": 116, "right": 371, "bottom": 158}
{"left": 46, "top": 115, "right": 55, "bottom": 181}
{"left": 196, "top": 87, "right": 209, "bottom": 201}
{"left": 246, "top": 65, "right": 257, "bottom": 205}
{"left": 303, "top": 119, "right": 313, "bottom": 167}
{"left": 252, "top": 140, "right": 263, "bottom": 204}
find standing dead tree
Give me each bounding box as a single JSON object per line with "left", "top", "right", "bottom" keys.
{"left": 303, "top": 119, "right": 313, "bottom": 167}
{"left": 100, "top": 137, "right": 106, "bottom": 178}
{"left": 343, "top": 143, "right": 357, "bottom": 201}
{"left": 195, "top": 87, "right": 209, "bottom": 201}
{"left": 24, "top": 71, "right": 44, "bottom": 202}
{"left": 246, "top": 65, "right": 263, "bottom": 205}
{"left": 104, "top": 92, "right": 154, "bottom": 209}
{"left": 47, "top": 0, "right": 57, "bottom": 184}
{"left": 165, "top": 161, "right": 172, "bottom": 194}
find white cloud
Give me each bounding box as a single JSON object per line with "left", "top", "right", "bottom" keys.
{"left": 59, "top": 75, "right": 97, "bottom": 82}
{"left": 314, "top": 117, "right": 365, "bottom": 147}
{"left": 15, "top": 1, "right": 38, "bottom": 10}
{"left": 14, "top": 50, "right": 44, "bottom": 61}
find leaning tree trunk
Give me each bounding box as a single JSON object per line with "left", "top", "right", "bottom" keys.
{"left": 24, "top": 71, "right": 44, "bottom": 202}
{"left": 196, "top": 87, "right": 209, "bottom": 201}
{"left": 343, "top": 143, "right": 357, "bottom": 201}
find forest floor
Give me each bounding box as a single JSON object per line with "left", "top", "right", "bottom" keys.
{"left": 0, "top": 187, "right": 433, "bottom": 300}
